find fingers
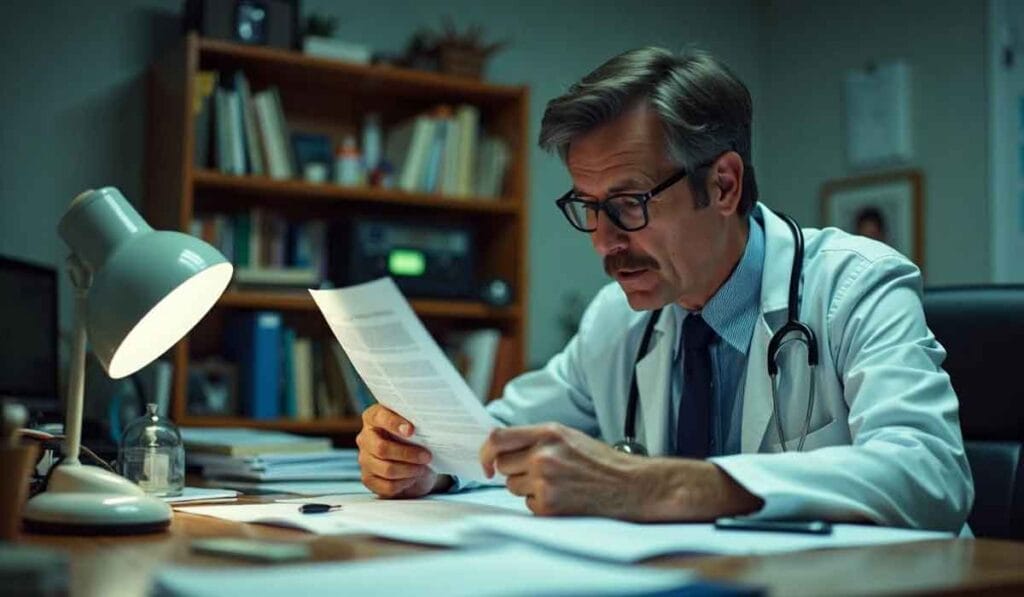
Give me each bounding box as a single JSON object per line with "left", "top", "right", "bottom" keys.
{"left": 365, "top": 404, "right": 415, "bottom": 439}
{"left": 493, "top": 446, "right": 531, "bottom": 477}
{"left": 357, "top": 427, "right": 432, "bottom": 464}
{"left": 363, "top": 473, "right": 419, "bottom": 498}
{"left": 505, "top": 472, "right": 532, "bottom": 497}
{"left": 480, "top": 424, "right": 562, "bottom": 478}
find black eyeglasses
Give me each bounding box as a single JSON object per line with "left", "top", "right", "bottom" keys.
{"left": 555, "top": 166, "right": 692, "bottom": 233}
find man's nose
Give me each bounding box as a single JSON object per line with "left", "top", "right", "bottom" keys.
{"left": 590, "top": 212, "right": 628, "bottom": 256}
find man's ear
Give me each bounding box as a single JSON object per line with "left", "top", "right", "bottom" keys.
{"left": 706, "top": 151, "right": 743, "bottom": 216}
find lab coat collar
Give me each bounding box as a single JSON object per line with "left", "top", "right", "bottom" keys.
{"left": 754, "top": 203, "right": 797, "bottom": 317}
{"left": 636, "top": 304, "right": 677, "bottom": 456}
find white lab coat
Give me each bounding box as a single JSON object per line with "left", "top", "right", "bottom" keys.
{"left": 488, "top": 203, "right": 973, "bottom": 533}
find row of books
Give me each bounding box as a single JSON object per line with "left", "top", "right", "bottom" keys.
{"left": 204, "top": 310, "right": 508, "bottom": 421}
{"left": 190, "top": 210, "right": 327, "bottom": 288}
{"left": 222, "top": 311, "right": 375, "bottom": 421}
{"left": 191, "top": 70, "right": 510, "bottom": 200}
{"left": 194, "top": 70, "right": 295, "bottom": 179}
{"left": 385, "top": 105, "right": 510, "bottom": 199}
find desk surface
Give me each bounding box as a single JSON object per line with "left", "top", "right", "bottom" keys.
{"left": 18, "top": 497, "right": 1024, "bottom": 597}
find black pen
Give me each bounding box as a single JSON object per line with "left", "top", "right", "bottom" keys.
{"left": 299, "top": 503, "right": 342, "bottom": 514}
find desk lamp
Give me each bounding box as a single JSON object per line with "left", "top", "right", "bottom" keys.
{"left": 22, "top": 187, "right": 233, "bottom": 533}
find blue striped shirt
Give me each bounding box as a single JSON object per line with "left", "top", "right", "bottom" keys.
{"left": 670, "top": 217, "right": 764, "bottom": 456}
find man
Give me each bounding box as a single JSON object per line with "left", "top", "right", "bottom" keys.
{"left": 356, "top": 48, "right": 973, "bottom": 532}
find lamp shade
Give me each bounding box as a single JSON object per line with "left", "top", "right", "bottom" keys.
{"left": 58, "top": 187, "right": 233, "bottom": 378}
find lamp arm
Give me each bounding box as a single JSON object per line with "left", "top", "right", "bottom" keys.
{"left": 63, "top": 256, "right": 92, "bottom": 466}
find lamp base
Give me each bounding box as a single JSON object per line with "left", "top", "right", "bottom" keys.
{"left": 22, "top": 463, "right": 172, "bottom": 535}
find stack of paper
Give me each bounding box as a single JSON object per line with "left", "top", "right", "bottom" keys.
{"left": 181, "top": 428, "right": 358, "bottom": 494}
{"left": 189, "top": 450, "right": 361, "bottom": 482}
{"left": 181, "top": 427, "right": 332, "bottom": 457}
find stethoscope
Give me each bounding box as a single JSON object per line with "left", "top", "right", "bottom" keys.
{"left": 612, "top": 212, "right": 819, "bottom": 456}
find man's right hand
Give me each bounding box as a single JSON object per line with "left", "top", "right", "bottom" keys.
{"left": 356, "top": 404, "right": 452, "bottom": 498}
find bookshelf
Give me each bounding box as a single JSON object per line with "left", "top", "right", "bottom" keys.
{"left": 145, "top": 34, "right": 529, "bottom": 439}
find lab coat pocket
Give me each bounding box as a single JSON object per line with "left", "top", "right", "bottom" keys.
{"left": 765, "top": 416, "right": 845, "bottom": 452}
{"left": 762, "top": 351, "right": 841, "bottom": 452}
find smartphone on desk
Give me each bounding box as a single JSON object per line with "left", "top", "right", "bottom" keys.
{"left": 714, "top": 517, "right": 833, "bottom": 535}
{"left": 190, "top": 538, "right": 312, "bottom": 562}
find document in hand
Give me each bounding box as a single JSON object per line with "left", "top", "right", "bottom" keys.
{"left": 310, "top": 278, "right": 503, "bottom": 482}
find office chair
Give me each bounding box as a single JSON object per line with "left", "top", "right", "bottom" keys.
{"left": 922, "top": 286, "right": 1024, "bottom": 540}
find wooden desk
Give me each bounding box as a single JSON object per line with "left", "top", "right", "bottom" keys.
{"left": 19, "top": 499, "right": 1024, "bottom": 597}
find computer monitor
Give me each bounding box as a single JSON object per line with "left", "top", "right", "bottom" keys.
{"left": 0, "top": 254, "right": 59, "bottom": 418}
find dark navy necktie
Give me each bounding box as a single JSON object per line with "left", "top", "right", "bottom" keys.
{"left": 677, "top": 314, "right": 717, "bottom": 459}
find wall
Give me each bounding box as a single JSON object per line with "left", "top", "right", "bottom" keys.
{"left": 0, "top": 1, "right": 991, "bottom": 369}
{"left": 0, "top": 0, "right": 761, "bottom": 367}
{"left": 0, "top": 0, "right": 179, "bottom": 342}
{"left": 756, "top": 0, "right": 990, "bottom": 285}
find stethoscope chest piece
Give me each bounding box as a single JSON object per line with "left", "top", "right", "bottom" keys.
{"left": 612, "top": 438, "right": 648, "bottom": 456}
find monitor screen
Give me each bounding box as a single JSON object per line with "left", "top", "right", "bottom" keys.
{"left": 0, "top": 255, "right": 59, "bottom": 415}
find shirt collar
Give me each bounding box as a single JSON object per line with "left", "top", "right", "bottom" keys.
{"left": 672, "top": 216, "right": 765, "bottom": 355}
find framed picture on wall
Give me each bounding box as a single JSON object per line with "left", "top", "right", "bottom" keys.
{"left": 821, "top": 170, "right": 925, "bottom": 271}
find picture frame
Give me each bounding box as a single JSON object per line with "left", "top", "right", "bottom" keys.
{"left": 820, "top": 170, "right": 925, "bottom": 272}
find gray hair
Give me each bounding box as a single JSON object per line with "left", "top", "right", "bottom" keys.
{"left": 538, "top": 47, "right": 758, "bottom": 215}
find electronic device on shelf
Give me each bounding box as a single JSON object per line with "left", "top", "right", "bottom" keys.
{"left": 339, "top": 219, "right": 476, "bottom": 300}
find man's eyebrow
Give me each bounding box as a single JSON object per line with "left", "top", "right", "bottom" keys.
{"left": 573, "top": 178, "right": 652, "bottom": 197}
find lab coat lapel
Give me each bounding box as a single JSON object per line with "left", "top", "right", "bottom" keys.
{"left": 636, "top": 307, "right": 677, "bottom": 456}
{"left": 742, "top": 317, "right": 774, "bottom": 452}
{"left": 741, "top": 205, "right": 798, "bottom": 452}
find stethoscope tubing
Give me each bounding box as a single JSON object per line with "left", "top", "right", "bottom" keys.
{"left": 616, "top": 211, "right": 819, "bottom": 455}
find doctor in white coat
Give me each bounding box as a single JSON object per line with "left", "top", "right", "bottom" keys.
{"left": 355, "top": 47, "right": 973, "bottom": 533}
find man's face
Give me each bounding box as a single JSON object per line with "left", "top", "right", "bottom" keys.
{"left": 566, "top": 104, "right": 731, "bottom": 311}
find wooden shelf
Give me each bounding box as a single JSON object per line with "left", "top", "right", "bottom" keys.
{"left": 218, "top": 290, "right": 521, "bottom": 321}
{"left": 198, "top": 37, "right": 525, "bottom": 107}
{"left": 148, "top": 34, "right": 529, "bottom": 430}
{"left": 180, "top": 416, "right": 362, "bottom": 435}
{"left": 193, "top": 170, "right": 519, "bottom": 215}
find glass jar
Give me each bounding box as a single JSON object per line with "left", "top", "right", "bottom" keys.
{"left": 118, "top": 403, "right": 185, "bottom": 497}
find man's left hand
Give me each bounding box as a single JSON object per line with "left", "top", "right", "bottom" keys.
{"left": 479, "top": 423, "right": 764, "bottom": 520}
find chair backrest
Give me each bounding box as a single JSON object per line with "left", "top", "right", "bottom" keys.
{"left": 922, "top": 285, "right": 1024, "bottom": 539}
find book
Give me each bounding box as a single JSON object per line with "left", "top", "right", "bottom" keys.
{"left": 180, "top": 427, "right": 331, "bottom": 457}
{"left": 292, "top": 337, "right": 315, "bottom": 419}
{"left": 214, "top": 83, "right": 245, "bottom": 175}
{"left": 253, "top": 87, "right": 294, "bottom": 179}
{"left": 233, "top": 267, "right": 319, "bottom": 288}
{"left": 234, "top": 71, "right": 265, "bottom": 176}
{"left": 192, "top": 70, "right": 218, "bottom": 168}
{"left": 474, "top": 135, "right": 510, "bottom": 199}
{"left": 225, "top": 311, "right": 283, "bottom": 420}
{"left": 447, "top": 328, "right": 501, "bottom": 402}
{"left": 396, "top": 116, "right": 436, "bottom": 192}
{"left": 280, "top": 326, "right": 298, "bottom": 418}
{"left": 454, "top": 104, "right": 480, "bottom": 197}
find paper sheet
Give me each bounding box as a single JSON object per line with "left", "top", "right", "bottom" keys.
{"left": 162, "top": 487, "right": 239, "bottom": 504}
{"left": 464, "top": 516, "right": 954, "bottom": 562}
{"left": 152, "top": 544, "right": 694, "bottom": 597}
{"left": 310, "top": 278, "right": 502, "bottom": 482}
{"left": 204, "top": 479, "right": 372, "bottom": 496}
{"left": 176, "top": 490, "right": 528, "bottom": 545}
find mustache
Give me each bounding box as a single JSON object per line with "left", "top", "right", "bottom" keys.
{"left": 604, "top": 252, "right": 659, "bottom": 276}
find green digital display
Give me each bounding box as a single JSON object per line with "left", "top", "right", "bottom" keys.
{"left": 388, "top": 249, "right": 426, "bottom": 277}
